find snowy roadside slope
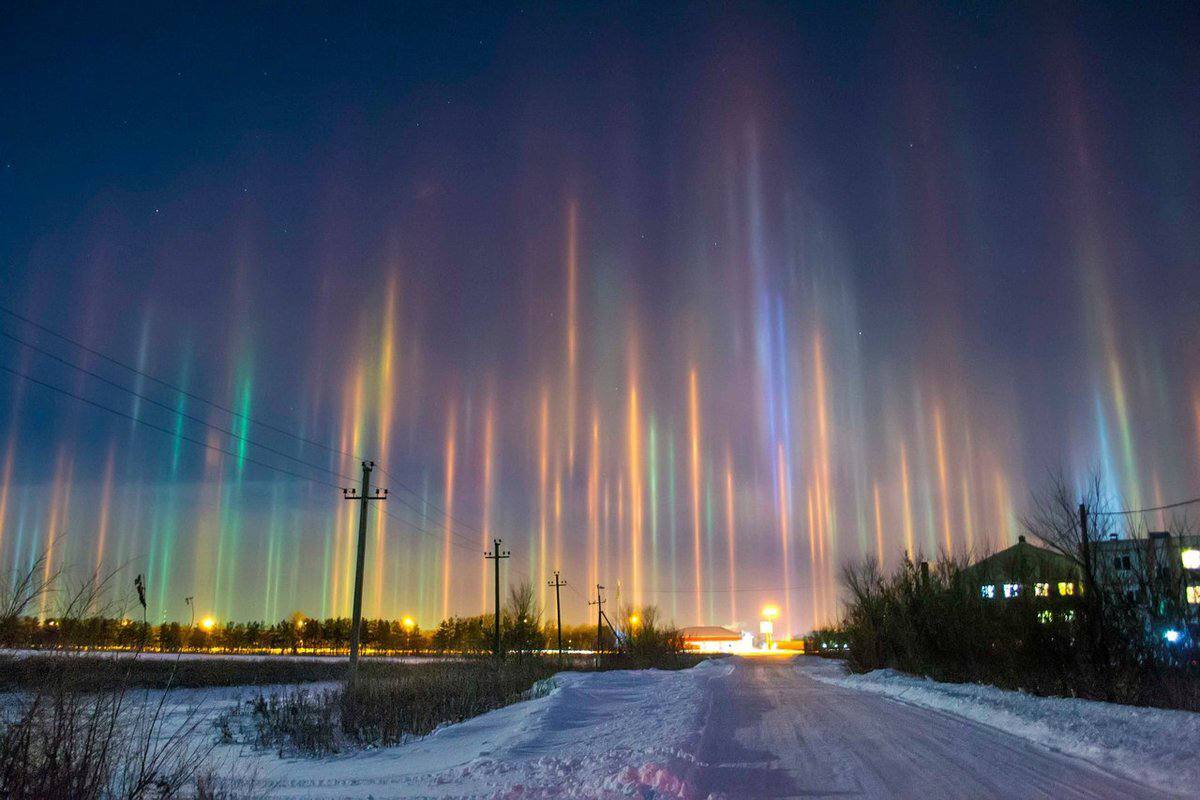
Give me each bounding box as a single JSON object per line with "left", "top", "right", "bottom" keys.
{"left": 798, "top": 657, "right": 1200, "bottom": 796}
{"left": 243, "top": 658, "right": 731, "bottom": 800}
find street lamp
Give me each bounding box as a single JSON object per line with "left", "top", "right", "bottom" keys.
{"left": 760, "top": 604, "right": 779, "bottom": 650}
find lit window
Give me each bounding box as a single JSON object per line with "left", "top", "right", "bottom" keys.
{"left": 1187, "top": 586, "right": 1200, "bottom": 605}
{"left": 1183, "top": 549, "right": 1200, "bottom": 570}
{"left": 1062, "top": 610, "right": 1076, "bottom": 622}
{"left": 1058, "top": 582, "right": 1075, "bottom": 596}
{"left": 1003, "top": 583, "right": 1021, "bottom": 599}
{"left": 981, "top": 585, "right": 996, "bottom": 599}
{"left": 1037, "top": 610, "right": 1053, "bottom": 624}
{"left": 1034, "top": 583, "right": 1049, "bottom": 597}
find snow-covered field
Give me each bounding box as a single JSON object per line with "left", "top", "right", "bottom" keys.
{"left": 213, "top": 660, "right": 729, "bottom": 799}
{"left": 56, "top": 654, "right": 1194, "bottom": 798}
{"left": 799, "top": 657, "right": 1200, "bottom": 797}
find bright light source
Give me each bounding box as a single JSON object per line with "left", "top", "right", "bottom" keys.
{"left": 629, "top": 614, "right": 639, "bottom": 626}
{"left": 1182, "top": 549, "right": 1200, "bottom": 570}
{"left": 200, "top": 615, "right": 216, "bottom": 632}
{"left": 402, "top": 616, "right": 415, "bottom": 630}
{"left": 762, "top": 605, "right": 780, "bottom": 620}
{"left": 1164, "top": 629, "right": 1182, "bottom": 644}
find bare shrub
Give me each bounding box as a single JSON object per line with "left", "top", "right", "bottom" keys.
{"left": 0, "top": 560, "right": 216, "bottom": 798}
{"left": 839, "top": 471, "right": 1200, "bottom": 711}
{"left": 223, "top": 659, "right": 559, "bottom": 757}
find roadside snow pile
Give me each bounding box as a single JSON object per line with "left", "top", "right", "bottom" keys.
{"left": 798, "top": 657, "right": 1200, "bottom": 795}
{"left": 236, "top": 659, "right": 731, "bottom": 799}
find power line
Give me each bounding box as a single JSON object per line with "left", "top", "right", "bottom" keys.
{"left": 1, "top": 359, "right": 507, "bottom": 566}
{"left": 380, "top": 506, "right": 481, "bottom": 554}
{"left": 1097, "top": 496, "right": 1200, "bottom": 517}
{"left": 0, "top": 328, "right": 357, "bottom": 484}
{"left": 0, "top": 305, "right": 367, "bottom": 465}
{"left": 374, "top": 462, "right": 487, "bottom": 538}
{"left": 0, "top": 363, "right": 344, "bottom": 490}
{"left": 0, "top": 306, "right": 490, "bottom": 542}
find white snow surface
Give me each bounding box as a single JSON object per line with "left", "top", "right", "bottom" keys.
{"left": 101, "top": 655, "right": 1193, "bottom": 798}
{"left": 798, "top": 657, "right": 1200, "bottom": 796}
{"left": 220, "top": 659, "right": 732, "bottom": 799}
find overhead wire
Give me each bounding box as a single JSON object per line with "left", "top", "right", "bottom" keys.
{"left": 1096, "top": 496, "right": 1200, "bottom": 517}
{"left": 0, "top": 328, "right": 359, "bottom": 485}
{"left": 0, "top": 363, "right": 344, "bottom": 490}
{"left": 1, "top": 306, "right": 493, "bottom": 543}
{"left": 0, "top": 305, "right": 367, "bottom": 464}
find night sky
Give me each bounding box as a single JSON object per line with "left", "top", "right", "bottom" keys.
{"left": 2, "top": 4, "right": 1198, "bottom": 635}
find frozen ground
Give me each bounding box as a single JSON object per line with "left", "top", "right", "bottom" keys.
{"left": 188, "top": 655, "right": 1192, "bottom": 799}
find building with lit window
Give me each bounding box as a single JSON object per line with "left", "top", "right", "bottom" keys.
{"left": 1094, "top": 532, "right": 1200, "bottom": 602}
{"left": 1094, "top": 532, "right": 1200, "bottom": 641}
{"left": 964, "top": 535, "right": 1081, "bottom": 620}
{"left": 965, "top": 531, "right": 1200, "bottom": 640}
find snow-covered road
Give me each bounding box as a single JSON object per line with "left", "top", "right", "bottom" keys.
{"left": 226, "top": 657, "right": 1184, "bottom": 799}
{"left": 688, "top": 658, "right": 1175, "bottom": 799}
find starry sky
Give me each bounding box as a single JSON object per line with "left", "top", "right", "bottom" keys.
{"left": 1, "top": 3, "right": 1198, "bottom": 634}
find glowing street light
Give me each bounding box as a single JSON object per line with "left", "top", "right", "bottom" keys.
{"left": 1182, "top": 549, "right": 1200, "bottom": 570}
{"left": 760, "top": 604, "right": 779, "bottom": 650}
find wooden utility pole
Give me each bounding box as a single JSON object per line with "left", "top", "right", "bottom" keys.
{"left": 343, "top": 461, "right": 387, "bottom": 683}
{"left": 589, "top": 583, "right": 606, "bottom": 655}
{"left": 485, "top": 538, "right": 510, "bottom": 657}
{"left": 547, "top": 571, "right": 566, "bottom": 660}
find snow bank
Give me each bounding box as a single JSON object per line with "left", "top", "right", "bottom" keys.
{"left": 227, "top": 658, "right": 733, "bottom": 799}
{"left": 798, "top": 657, "right": 1200, "bottom": 796}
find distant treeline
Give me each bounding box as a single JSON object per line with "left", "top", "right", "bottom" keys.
{"left": 0, "top": 581, "right": 651, "bottom": 656}
{"left": 0, "top": 614, "right": 612, "bottom": 655}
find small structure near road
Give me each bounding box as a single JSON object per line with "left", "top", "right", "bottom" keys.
{"left": 681, "top": 625, "right": 750, "bottom": 653}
